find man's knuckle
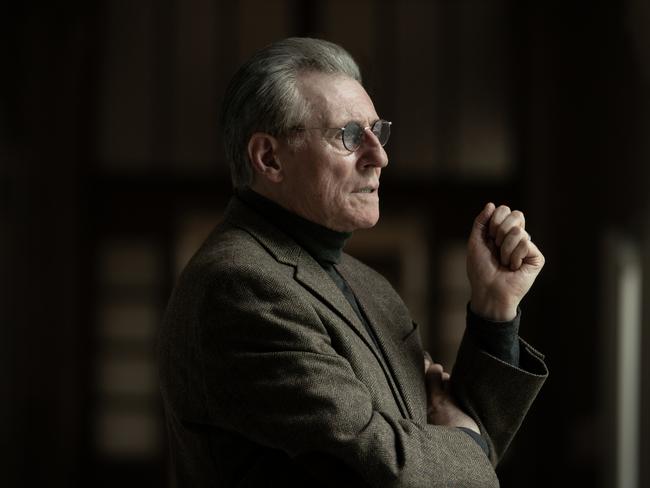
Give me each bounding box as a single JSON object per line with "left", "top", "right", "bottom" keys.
{"left": 511, "top": 226, "right": 524, "bottom": 237}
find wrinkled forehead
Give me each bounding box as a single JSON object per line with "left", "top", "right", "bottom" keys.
{"left": 296, "top": 72, "right": 378, "bottom": 126}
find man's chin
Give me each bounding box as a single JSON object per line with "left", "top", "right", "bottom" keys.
{"left": 341, "top": 212, "right": 380, "bottom": 233}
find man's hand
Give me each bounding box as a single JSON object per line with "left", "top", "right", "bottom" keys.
{"left": 424, "top": 354, "right": 480, "bottom": 434}
{"left": 467, "top": 202, "right": 545, "bottom": 321}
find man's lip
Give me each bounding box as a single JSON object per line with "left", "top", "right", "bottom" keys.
{"left": 352, "top": 184, "right": 379, "bottom": 193}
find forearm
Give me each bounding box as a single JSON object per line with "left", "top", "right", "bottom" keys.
{"left": 450, "top": 329, "right": 548, "bottom": 465}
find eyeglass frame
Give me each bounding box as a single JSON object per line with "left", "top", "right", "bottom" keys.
{"left": 291, "top": 119, "right": 392, "bottom": 152}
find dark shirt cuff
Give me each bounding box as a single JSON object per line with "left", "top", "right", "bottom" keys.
{"left": 458, "top": 427, "right": 490, "bottom": 457}
{"left": 466, "top": 303, "right": 520, "bottom": 367}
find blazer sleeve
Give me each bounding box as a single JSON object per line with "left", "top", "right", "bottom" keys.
{"left": 451, "top": 328, "right": 548, "bottom": 465}
{"left": 192, "top": 261, "right": 500, "bottom": 488}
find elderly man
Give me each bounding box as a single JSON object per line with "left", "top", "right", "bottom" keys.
{"left": 158, "top": 37, "right": 548, "bottom": 487}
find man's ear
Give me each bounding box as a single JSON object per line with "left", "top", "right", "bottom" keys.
{"left": 247, "top": 133, "right": 283, "bottom": 183}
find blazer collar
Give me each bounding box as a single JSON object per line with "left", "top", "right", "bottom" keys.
{"left": 223, "top": 194, "right": 301, "bottom": 267}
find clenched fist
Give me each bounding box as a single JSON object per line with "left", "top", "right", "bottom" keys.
{"left": 467, "top": 203, "right": 545, "bottom": 321}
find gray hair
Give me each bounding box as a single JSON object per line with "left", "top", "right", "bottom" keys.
{"left": 220, "top": 37, "right": 362, "bottom": 189}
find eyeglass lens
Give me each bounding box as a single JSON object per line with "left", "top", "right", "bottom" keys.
{"left": 342, "top": 120, "right": 391, "bottom": 151}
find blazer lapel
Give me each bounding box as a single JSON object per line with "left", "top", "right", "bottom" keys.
{"left": 293, "top": 252, "right": 377, "bottom": 349}
{"left": 225, "top": 196, "right": 379, "bottom": 356}
{"left": 337, "top": 259, "right": 423, "bottom": 421}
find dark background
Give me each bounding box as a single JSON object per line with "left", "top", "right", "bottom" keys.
{"left": 2, "top": 1, "right": 650, "bottom": 487}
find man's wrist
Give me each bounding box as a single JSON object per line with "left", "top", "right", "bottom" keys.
{"left": 469, "top": 296, "right": 517, "bottom": 322}
{"left": 466, "top": 303, "right": 521, "bottom": 366}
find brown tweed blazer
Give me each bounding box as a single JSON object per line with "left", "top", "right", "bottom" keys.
{"left": 158, "top": 195, "right": 548, "bottom": 487}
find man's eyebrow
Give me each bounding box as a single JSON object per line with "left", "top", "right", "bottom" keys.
{"left": 332, "top": 116, "right": 378, "bottom": 127}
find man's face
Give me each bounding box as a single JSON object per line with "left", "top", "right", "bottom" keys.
{"left": 274, "top": 72, "right": 388, "bottom": 232}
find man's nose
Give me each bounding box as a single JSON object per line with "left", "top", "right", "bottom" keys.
{"left": 358, "top": 127, "right": 388, "bottom": 168}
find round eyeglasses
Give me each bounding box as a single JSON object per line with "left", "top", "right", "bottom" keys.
{"left": 295, "top": 119, "right": 392, "bottom": 152}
